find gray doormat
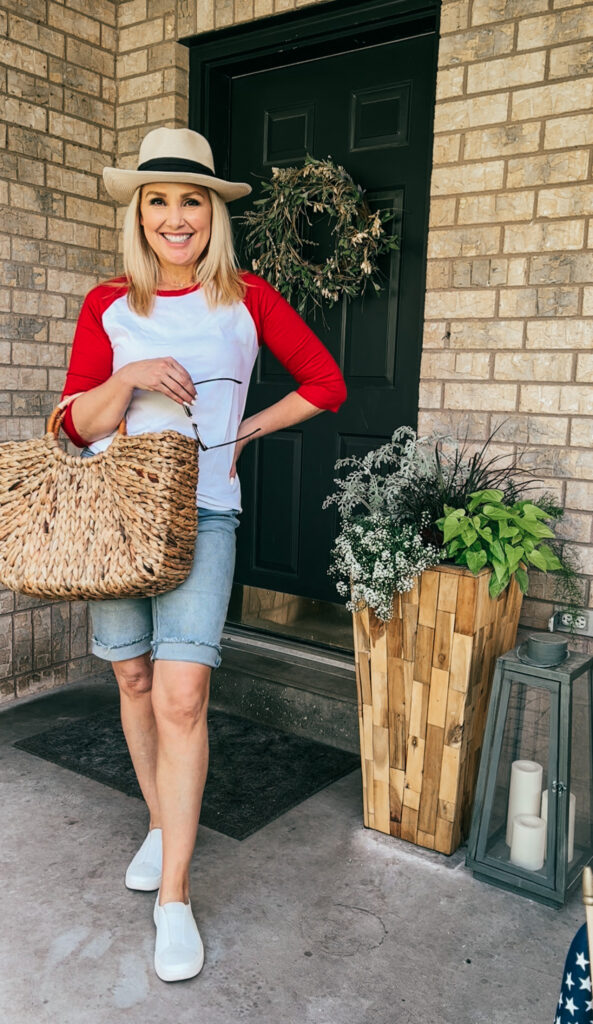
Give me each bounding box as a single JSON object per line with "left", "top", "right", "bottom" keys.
{"left": 15, "top": 706, "right": 359, "bottom": 840}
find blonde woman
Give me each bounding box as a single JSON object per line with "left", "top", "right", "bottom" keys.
{"left": 61, "top": 127, "right": 347, "bottom": 983}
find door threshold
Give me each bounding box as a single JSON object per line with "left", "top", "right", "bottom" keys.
{"left": 221, "top": 625, "right": 355, "bottom": 678}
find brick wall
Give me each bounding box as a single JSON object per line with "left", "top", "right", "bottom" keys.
{"left": 0, "top": 0, "right": 118, "bottom": 701}
{"left": 419, "top": 0, "right": 593, "bottom": 640}
{"left": 1, "top": 0, "right": 592, "bottom": 703}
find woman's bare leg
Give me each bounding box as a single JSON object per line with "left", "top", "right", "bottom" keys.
{"left": 112, "top": 652, "right": 161, "bottom": 829}
{"left": 150, "top": 660, "right": 211, "bottom": 905}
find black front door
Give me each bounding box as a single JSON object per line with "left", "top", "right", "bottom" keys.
{"left": 198, "top": 17, "right": 437, "bottom": 605}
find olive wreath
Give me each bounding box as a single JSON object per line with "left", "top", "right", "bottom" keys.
{"left": 239, "top": 154, "right": 399, "bottom": 317}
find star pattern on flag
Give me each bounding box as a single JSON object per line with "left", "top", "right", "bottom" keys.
{"left": 557, "top": 924, "right": 593, "bottom": 1023}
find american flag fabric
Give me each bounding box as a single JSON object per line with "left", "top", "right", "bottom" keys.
{"left": 556, "top": 924, "right": 593, "bottom": 1023}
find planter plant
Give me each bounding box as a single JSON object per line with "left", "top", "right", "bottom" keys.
{"left": 324, "top": 427, "right": 579, "bottom": 854}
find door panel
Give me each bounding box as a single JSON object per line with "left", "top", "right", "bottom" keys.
{"left": 220, "top": 30, "right": 436, "bottom": 602}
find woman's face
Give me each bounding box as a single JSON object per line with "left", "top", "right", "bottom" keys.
{"left": 139, "top": 182, "right": 212, "bottom": 275}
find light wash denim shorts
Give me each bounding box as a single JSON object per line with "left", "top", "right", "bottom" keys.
{"left": 81, "top": 448, "right": 239, "bottom": 669}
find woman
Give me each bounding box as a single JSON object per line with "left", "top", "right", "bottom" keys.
{"left": 60, "top": 127, "right": 347, "bottom": 983}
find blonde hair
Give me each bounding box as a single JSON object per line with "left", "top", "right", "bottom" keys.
{"left": 120, "top": 185, "right": 246, "bottom": 316}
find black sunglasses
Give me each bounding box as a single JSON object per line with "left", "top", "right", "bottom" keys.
{"left": 182, "top": 377, "right": 261, "bottom": 452}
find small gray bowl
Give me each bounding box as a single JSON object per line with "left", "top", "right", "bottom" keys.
{"left": 517, "top": 633, "right": 569, "bottom": 668}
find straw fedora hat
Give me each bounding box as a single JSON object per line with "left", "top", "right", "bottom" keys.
{"left": 103, "top": 127, "right": 252, "bottom": 205}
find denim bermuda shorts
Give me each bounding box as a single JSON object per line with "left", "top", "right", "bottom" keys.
{"left": 81, "top": 449, "right": 239, "bottom": 669}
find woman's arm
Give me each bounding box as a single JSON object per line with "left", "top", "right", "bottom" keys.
{"left": 229, "top": 392, "right": 321, "bottom": 480}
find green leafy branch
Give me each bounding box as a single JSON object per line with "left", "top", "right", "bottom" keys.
{"left": 436, "top": 489, "right": 563, "bottom": 599}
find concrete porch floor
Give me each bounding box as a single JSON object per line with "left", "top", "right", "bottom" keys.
{"left": 0, "top": 675, "right": 585, "bottom": 1024}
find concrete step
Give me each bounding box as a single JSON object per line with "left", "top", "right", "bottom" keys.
{"left": 212, "top": 629, "right": 359, "bottom": 754}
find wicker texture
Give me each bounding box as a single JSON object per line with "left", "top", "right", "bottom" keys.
{"left": 353, "top": 565, "right": 523, "bottom": 855}
{"left": 0, "top": 420, "right": 198, "bottom": 600}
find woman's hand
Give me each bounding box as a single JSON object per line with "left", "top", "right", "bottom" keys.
{"left": 117, "top": 357, "right": 196, "bottom": 407}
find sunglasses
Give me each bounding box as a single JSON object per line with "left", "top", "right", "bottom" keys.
{"left": 181, "top": 377, "right": 261, "bottom": 452}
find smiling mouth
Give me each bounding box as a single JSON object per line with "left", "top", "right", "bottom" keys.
{"left": 161, "top": 233, "right": 194, "bottom": 244}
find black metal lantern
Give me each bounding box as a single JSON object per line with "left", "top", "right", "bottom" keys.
{"left": 466, "top": 637, "right": 593, "bottom": 907}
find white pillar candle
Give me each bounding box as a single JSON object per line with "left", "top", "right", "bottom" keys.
{"left": 510, "top": 814, "right": 547, "bottom": 871}
{"left": 541, "top": 790, "right": 576, "bottom": 863}
{"left": 506, "top": 760, "right": 543, "bottom": 846}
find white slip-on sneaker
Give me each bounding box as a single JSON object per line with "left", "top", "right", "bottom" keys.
{"left": 125, "top": 828, "right": 163, "bottom": 891}
{"left": 153, "top": 893, "right": 204, "bottom": 982}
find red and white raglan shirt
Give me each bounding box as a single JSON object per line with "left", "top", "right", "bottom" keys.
{"left": 61, "top": 272, "right": 347, "bottom": 512}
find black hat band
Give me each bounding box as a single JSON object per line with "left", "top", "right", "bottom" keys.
{"left": 137, "top": 157, "right": 215, "bottom": 176}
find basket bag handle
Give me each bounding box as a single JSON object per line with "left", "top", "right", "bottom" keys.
{"left": 46, "top": 393, "right": 126, "bottom": 438}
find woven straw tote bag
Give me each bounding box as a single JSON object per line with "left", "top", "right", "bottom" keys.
{"left": 0, "top": 394, "right": 198, "bottom": 600}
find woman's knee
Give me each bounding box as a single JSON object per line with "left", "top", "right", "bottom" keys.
{"left": 113, "top": 653, "right": 153, "bottom": 697}
{"left": 152, "top": 664, "right": 211, "bottom": 730}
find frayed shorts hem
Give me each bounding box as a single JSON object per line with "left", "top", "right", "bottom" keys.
{"left": 91, "top": 635, "right": 221, "bottom": 668}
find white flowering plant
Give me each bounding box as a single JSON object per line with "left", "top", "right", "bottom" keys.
{"left": 324, "top": 426, "right": 579, "bottom": 622}
{"left": 239, "top": 154, "right": 399, "bottom": 317}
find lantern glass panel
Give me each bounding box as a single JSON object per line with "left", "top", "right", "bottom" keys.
{"left": 567, "top": 668, "right": 593, "bottom": 879}
{"left": 482, "top": 676, "right": 553, "bottom": 881}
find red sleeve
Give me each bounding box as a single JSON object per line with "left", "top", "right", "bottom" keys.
{"left": 241, "top": 272, "right": 347, "bottom": 413}
{"left": 60, "top": 281, "right": 125, "bottom": 447}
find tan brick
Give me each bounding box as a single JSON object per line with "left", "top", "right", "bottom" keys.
{"left": 527, "top": 319, "right": 593, "bottom": 349}
{"left": 49, "top": 320, "right": 77, "bottom": 345}
{"left": 498, "top": 288, "right": 537, "bottom": 318}
{"left": 545, "top": 112, "right": 593, "bottom": 150}
{"left": 490, "top": 413, "right": 569, "bottom": 446}
{"left": 428, "top": 225, "right": 500, "bottom": 258}
{"left": 438, "top": 23, "right": 515, "bottom": 66}
{"left": 538, "top": 185, "right": 593, "bottom": 219}
{"left": 0, "top": 206, "right": 46, "bottom": 240}
{"left": 47, "top": 219, "right": 100, "bottom": 249}
{"left": 117, "top": 50, "right": 148, "bottom": 79}
{"left": 118, "top": 71, "right": 164, "bottom": 105}
{"left": 46, "top": 166, "right": 98, "bottom": 200}
{"left": 584, "top": 288, "right": 593, "bottom": 316}
{"left": 9, "top": 183, "right": 64, "bottom": 218}
{"left": 530, "top": 254, "right": 593, "bottom": 286}
{"left": 471, "top": 0, "right": 548, "bottom": 25}
{"left": 12, "top": 291, "right": 65, "bottom": 318}
{"left": 440, "top": 0, "right": 469, "bottom": 33}
{"left": 11, "top": 343, "right": 65, "bottom": 367}
{"left": 8, "top": 126, "right": 63, "bottom": 164}
{"left": 550, "top": 41, "right": 593, "bottom": 79}
{"left": 147, "top": 40, "right": 188, "bottom": 74}
{"left": 518, "top": 8, "right": 593, "bottom": 51}
{"left": 0, "top": 39, "right": 48, "bottom": 76}
{"left": 554, "top": 511, "right": 593, "bottom": 545}
{"left": 448, "top": 320, "right": 524, "bottom": 349}
{"left": 119, "top": 0, "right": 147, "bottom": 26}
{"left": 512, "top": 79, "right": 593, "bottom": 122}
{"left": 536, "top": 286, "right": 580, "bottom": 317}
{"left": 436, "top": 67, "right": 464, "bottom": 101}
{"left": 506, "top": 257, "right": 529, "bottom": 286}
{"left": 116, "top": 101, "right": 148, "bottom": 130}
{"left": 48, "top": 2, "right": 101, "bottom": 44}
{"left": 571, "top": 419, "right": 593, "bottom": 447}
{"left": 519, "top": 385, "right": 592, "bottom": 415}
{"left": 147, "top": 95, "right": 188, "bottom": 124}
{"left": 48, "top": 58, "right": 102, "bottom": 98}
{"left": 463, "top": 122, "right": 541, "bottom": 161}
{"left": 8, "top": 14, "right": 65, "bottom": 59}
{"left": 457, "top": 191, "right": 534, "bottom": 224}
{"left": 424, "top": 289, "right": 496, "bottom": 318}
{"left": 1, "top": 367, "right": 47, "bottom": 391}
{"left": 433, "top": 134, "right": 461, "bottom": 165}
{"left": 0, "top": 97, "right": 46, "bottom": 133}
{"left": 566, "top": 481, "right": 593, "bottom": 512}
{"left": 102, "top": 77, "right": 116, "bottom": 105}
{"left": 119, "top": 18, "right": 163, "bottom": 52}
{"left": 46, "top": 269, "right": 98, "bottom": 296}
{"left": 428, "top": 198, "right": 457, "bottom": 228}
{"left": 418, "top": 381, "right": 442, "bottom": 409}
{"left": 445, "top": 382, "right": 517, "bottom": 410}
{"left": 63, "top": 89, "right": 114, "bottom": 130}
{"left": 467, "top": 51, "right": 546, "bottom": 93}
{"left": 433, "top": 92, "right": 508, "bottom": 132}
{"left": 66, "top": 38, "right": 114, "bottom": 78}
{"left": 503, "top": 220, "right": 585, "bottom": 254}
{"left": 507, "top": 151, "right": 589, "bottom": 189}
{"left": 420, "top": 351, "right": 490, "bottom": 379}
{"left": 65, "top": 197, "right": 115, "bottom": 229}
{"left": 254, "top": 0, "right": 273, "bottom": 14}
{"left": 49, "top": 112, "right": 100, "bottom": 149}
{"left": 495, "top": 351, "right": 573, "bottom": 381}
{"left": 431, "top": 161, "right": 504, "bottom": 196}
{"left": 576, "top": 354, "right": 593, "bottom": 381}
{"left": 67, "top": 0, "right": 116, "bottom": 26}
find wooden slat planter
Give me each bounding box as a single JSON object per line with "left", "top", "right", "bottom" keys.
{"left": 352, "top": 564, "right": 523, "bottom": 855}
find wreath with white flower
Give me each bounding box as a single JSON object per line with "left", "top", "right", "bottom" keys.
{"left": 239, "top": 155, "right": 399, "bottom": 317}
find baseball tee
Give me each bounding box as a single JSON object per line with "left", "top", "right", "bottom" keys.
{"left": 60, "top": 272, "right": 347, "bottom": 512}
